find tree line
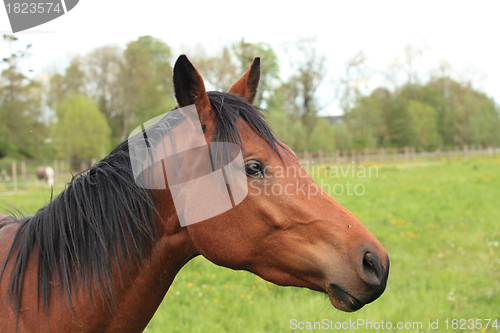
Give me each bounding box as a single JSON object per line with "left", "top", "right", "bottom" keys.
{"left": 1, "top": 35, "right": 499, "bottom": 161}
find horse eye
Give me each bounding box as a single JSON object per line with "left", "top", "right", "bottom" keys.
{"left": 245, "top": 161, "right": 265, "bottom": 178}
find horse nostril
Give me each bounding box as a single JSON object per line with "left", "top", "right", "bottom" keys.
{"left": 361, "top": 252, "right": 383, "bottom": 286}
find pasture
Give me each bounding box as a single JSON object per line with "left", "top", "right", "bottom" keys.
{"left": 1, "top": 156, "right": 499, "bottom": 332}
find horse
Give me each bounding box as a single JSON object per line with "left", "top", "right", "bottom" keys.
{"left": 0, "top": 55, "right": 389, "bottom": 332}
{"left": 35, "top": 166, "right": 54, "bottom": 187}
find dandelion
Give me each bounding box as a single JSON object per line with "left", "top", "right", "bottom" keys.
{"left": 277, "top": 294, "right": 281, "bottom": 298}
{"left": 400, "top": 230, "right": 417, "bottom": 239}
{"left": 252, "top": 285, "right": 256, "bottom": 289}
{"left": 187, "top": 282, "right": 193, "bottom": 287}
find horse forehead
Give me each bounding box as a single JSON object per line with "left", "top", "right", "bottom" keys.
{"left": 237, "top": 122, "right": 275, "bottom": 156}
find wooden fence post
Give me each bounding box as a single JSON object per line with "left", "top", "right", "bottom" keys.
{"left": 54, "top": 160, "right": 59, "bottom": 187}
{"left": 12, "top": 161, "right": 17, "bottom": 194}
{"left": 21, "top": 161, "right": 26, "bottom": 187}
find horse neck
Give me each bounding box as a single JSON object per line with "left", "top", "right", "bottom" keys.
{"left": 94, "top": 190, "right": 198, "bottom": 332}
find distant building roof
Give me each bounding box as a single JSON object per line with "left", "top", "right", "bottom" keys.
{"left": 321, "top": 115, "right": 345, "bottom": 125}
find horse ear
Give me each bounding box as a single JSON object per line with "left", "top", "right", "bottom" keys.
{"left": 228, "top": 57, "right": 260, "bottom": 104}
{"left": 173, "top": 55, "right": 211, "bottom": 122}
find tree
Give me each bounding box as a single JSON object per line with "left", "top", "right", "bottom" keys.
{"left": 345, "top": 88, "right": 389, "bottom": 148}
{"left": 122, "top": 36, "right": 175, "bottom": 139}
{"left": 190, "top": 46, "right": 238, "bottom": 92}
{"left": 232, "top": 39, "right": 279, "bottom": 106}
{"left": 268, "top": 110, "right": 307, "bottom": 152}
{"left": 84, "top": 45, "right": 124, "bottom": 142}
{"left": 281, "top": 37, "right": 326, "bottom": 142}
{"left": 308, "top": 119, "right": 336, "bottom": 152}
{"left": 188, "top": 40, "right": 280, "bottom": 107}
{"left": 52, "top": 36, "right": 175, "bottom": 145}
{"left": 51, "top": 94, "right": 110, "bottom": 160}
{"left": 332, "top": 123, "right": 351, "bottom": 150}
{"left": 47, "top": 55, "right": 87, "bottom": 108}
{"left": 338, "top": 50, "right": 369, "bottom": 114}
{"left": 0, "top": 35, "right": 43, "bottom": 158}
{"left": 267, "top": 90, "right": 307, "bottom": 152}
{"left": 407, "top": 100, "right": 439, "bottom": 149}
{"left": 25, "top": 80, "right": 49, "bottom": 159}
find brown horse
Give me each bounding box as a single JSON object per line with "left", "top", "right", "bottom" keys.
{"left": 0, "top": 55, "right": 389, "bottom": 332}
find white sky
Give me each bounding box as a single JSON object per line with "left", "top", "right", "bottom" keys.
{"left": 1, "top": 0, "right": 499, "bottom": 116}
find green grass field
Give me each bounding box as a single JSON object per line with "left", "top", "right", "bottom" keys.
{"left": 1, "top": 157, "right": 499, "bottom": 332}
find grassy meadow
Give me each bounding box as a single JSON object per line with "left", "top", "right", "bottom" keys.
{"left": 1, "top": 156, "right": 499, "bottom": 332}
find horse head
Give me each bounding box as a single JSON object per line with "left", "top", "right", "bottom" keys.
{"left": 168, "top": 55, "right": 389, "bottom": 312}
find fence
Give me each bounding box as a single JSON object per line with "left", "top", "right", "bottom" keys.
{"left": 296, "top": 145, "right": 499, "bottom": 165}
{"left": 0, "top": 159, "right": 97, "bottom": 194}
{"left": 0, "top": 145, "right": 498, "bottom": 194}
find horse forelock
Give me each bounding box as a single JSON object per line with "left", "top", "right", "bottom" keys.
{"left": 207, "top": 91, "right": 286, "bottom": 162}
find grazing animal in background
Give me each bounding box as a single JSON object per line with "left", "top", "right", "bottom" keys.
{"left": 35, "top": 166, "right": 54, "bottom": 187}
{"left": 0, "top": 55, "right": 389, "bottom": 332}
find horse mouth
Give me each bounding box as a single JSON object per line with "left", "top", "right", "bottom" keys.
{"left": 326, "top": 284, "right": 364, "bottom": 312}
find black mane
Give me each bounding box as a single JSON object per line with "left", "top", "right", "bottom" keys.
{"left": 0, "top": 91, "right": 283, "bottom": 316}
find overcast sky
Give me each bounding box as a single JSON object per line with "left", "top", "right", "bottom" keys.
{"left": 1, "top": 0, "right": 499, "bottom": 115}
